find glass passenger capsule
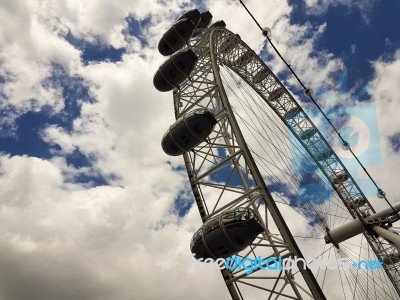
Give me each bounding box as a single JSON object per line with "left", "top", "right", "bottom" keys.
{"left": 153, "top": 49, "right": 198, "bottom": 92}
{"left": 158, "top": 18, "right": 198, "bottom": 56}
{"left": 161, "top": 109, "right": 217, "bottom": 156}
{"left": 268, "top": 87, "right": 285, "bottom": 102}
{"left": 252, "top": 68, "right": 269, "bottom": 84}
{"left": 284, "top": 107, "right": 301, "bottom": 120}
{"left": 190, "top": 207, "right": 264, "bottom": 260}
{"left": 347, "top": 196, "right": 368, "bottom": 209}
{"left": 158, "top": 9, "right": 200, "bottom": 56}
{"left": 197, "top": 11, "right": 213, "bottom": 28}
{"left": 177, "top": 8, "right": 202, "bottom": 23}
{"left": 209, "top": 20, "right": 226, "bottom": 28}
{"left": 298, "top": 128, "right": 317, "bottom": 140}
{"left": 158, "top": 10, "right": 213, "bottom": 56}
{"left": 331, "top": 170, "right": 349, "bottom": 185}
{"left": 314, "top": 149, "right": 332, "bottom": 161}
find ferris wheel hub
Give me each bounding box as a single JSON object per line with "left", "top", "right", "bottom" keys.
{"left": 325, "top": 203, "right": 400, "bottom": 246}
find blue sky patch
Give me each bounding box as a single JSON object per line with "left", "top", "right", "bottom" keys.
{"left": 289, "top": 1, "right": 400, "bottom": 92}
{"left": 64, "top": 31, "right": 126, "bottom": 64}
{"left": 390, "top": 133, "right": 400, "bottom": 152}
{"left": 0, "top": 63, "right": 111, "bottom": 186}
{"left": 65, "top": 149, "right": 92, "bottom": 168}
{"left": 173, "top": 195, "right": 194, "bottom": 217}
{"left": 43, "top": 64, "right": 95, "bottom": 131}
{"left": 124, "top": 15, "right": 151, "bottom": 47}
{"left": 0, "top": 110, "right": 59, "bottom": 159}
{"left": 70, "top": 171, "right": 109, "bottom": 187}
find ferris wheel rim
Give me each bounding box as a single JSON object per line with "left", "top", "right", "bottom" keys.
{"left": 206, "top": 27, "right": 400, "bottom": 297}
{"left": 168, "top": 25, "right": 400, "bottom": 299}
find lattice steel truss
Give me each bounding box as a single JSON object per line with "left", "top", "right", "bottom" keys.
{"left": 173, "top": 26, "right": 400, "bottom": 299}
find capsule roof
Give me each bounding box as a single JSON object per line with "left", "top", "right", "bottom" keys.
{"left": 158, "top": 9, "right": 201, "bottom": 56}
{"left": 158, "top": 9, "right": 213, "bottom": 56}
{"left": 209, "top": 20, "right": 226, "bottom": 28}
{"left": 177, "top": 9, "right": 202, "bottom": 24}
{"left": 198, "top": 11, "right": 213, "bottom": 28}
{"left": 158, "top": 18, "right": 198, "bottom": 56}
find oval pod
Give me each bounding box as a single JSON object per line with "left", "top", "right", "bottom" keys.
{"left": 158, "top": 9, "right": 202, "bottom": 56}
{"left": 161, "top": 109, "right": 217, "bottom": 156}
{"left": 153, "top": 49, "right": 198, "bottom": 92}
{"left": 198, "top": 11, "right": 213, "bottom": 28}
{"left": 158, "top": 18, "right": 197, "bottom": 56}
{"left": 190, "top": 208, "right": 264, "bottom": 260}
{"left": 177, "top": 9, "right": 202, "bottom": 25}
{"left": 331, "top": 170, "right": 349, "bottom": 185}
{"left": 298, "top": 128, "right": 317, "bottom": 140}
{"left": 209, "top": 20, "right": 226, "bottom": 28}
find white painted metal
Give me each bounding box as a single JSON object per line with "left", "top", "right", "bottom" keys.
{"left": 168, "top": 25, "right": 400, "bottom": 298}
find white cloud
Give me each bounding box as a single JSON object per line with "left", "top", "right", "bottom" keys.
{"left": 0, "top": 1, "right": 81, "bottom": 135}
{"left": 205, "top": 0, "right": 292, "bottom": 49}
{"left": 362, "top": 50, "right": 400, "bottom": 206}
{"left": 0, "top": 1, "right": 215, "bottom": 298}
{"left": 0, "top": 154, "right": 227, "bottom": 300}
{"left": 303, "top": 0, "right": 377, "bottom": 22}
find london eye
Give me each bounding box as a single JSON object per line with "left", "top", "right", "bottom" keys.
{"left": 154, "top": 8, "right": 400, "bottom": 299}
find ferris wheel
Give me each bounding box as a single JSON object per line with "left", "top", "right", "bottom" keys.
{"left": 154, "top": 8, "right": 400, "bottom": 300}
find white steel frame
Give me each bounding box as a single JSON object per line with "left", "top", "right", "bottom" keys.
{"left": 172, "top": 26, "right": 400, "bottom": 299}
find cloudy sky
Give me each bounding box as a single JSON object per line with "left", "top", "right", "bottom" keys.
{"left": 0, "top": 0, "right": 399, "bottom": 299}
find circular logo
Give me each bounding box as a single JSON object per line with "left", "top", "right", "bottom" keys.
{"left": 335, "top": 116, "right": 371, "bottom": 159}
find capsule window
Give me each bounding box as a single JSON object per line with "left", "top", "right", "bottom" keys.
{"left": 170, "top": 144, "right": 179, "bottom": 152}
{"left": 172, "top": 38, "right": 178, "bottom": 45}
{"left": 235, "top": 236, "right": 244, "bottom": 245}
{"left": 226, "top": 223, "right": 245, "bottom": 229}
{"left": 180, "top": 135, "right": 191, "bottom": 144}
{"left": 160, "top": 78, "right": 169, "bottom": 87}
{"left": 193, "top": 125, "right": 202, "bottom": 134}
{"left": 178, "top": 62, "right": 185, "bottom": 70}
{"left": 167, "top": 70, "right": 177, "bottom": 79}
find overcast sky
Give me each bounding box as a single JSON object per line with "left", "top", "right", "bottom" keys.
{"left": 0, "top": 0, "right": 399, "bottom": 299}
